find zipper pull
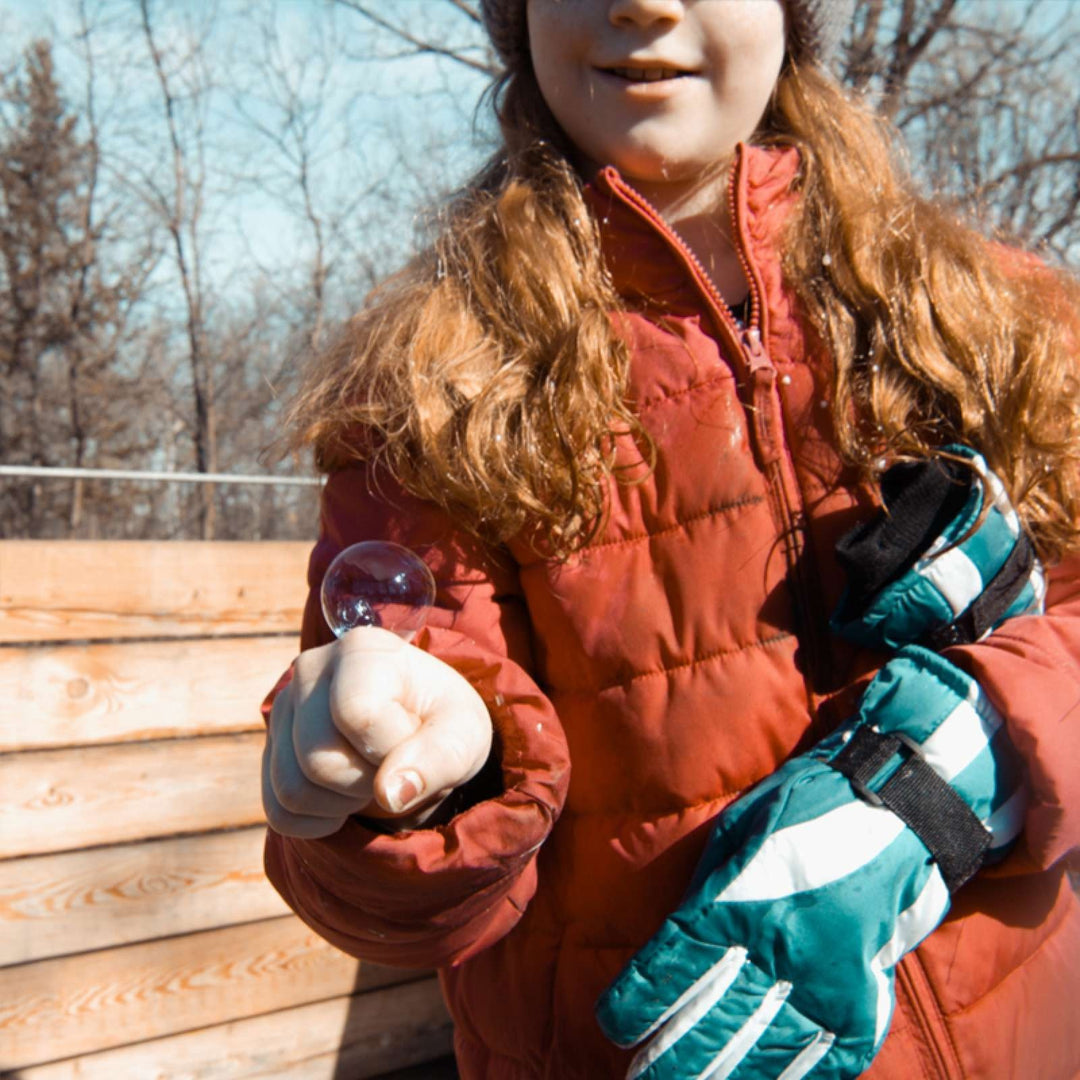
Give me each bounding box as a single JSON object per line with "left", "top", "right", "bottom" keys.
{"left": 742, "top": 326, "right": 773, "bottom": 374}
{"left": 742, "top": 325, "right": 780, "bottom": 467}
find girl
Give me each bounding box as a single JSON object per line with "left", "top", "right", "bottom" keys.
{"left": 261, "top": 2, "right": 1080, "bottom": 1076}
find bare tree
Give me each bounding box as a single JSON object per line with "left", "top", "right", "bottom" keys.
{"left": 227, "top": 4, "right": 386, "bottom": 352}
{"left": 136, "top": 0, "right": 220, "bottom": 538}
{"left": 333, "top": 0, "right": 495, "bottom": 78}
{"left": 846, "top": 0, "right": 1080, "bottom": 262}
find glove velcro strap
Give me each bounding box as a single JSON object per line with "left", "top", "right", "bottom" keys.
{"left": 831, "top": 725, "right": 991, "bottom": 892}
{"left": 919, "top": 530, "right": 1036, "bottom": 650}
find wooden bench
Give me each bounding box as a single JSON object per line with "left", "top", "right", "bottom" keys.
{"left": 0, "top": 541, "right": 453, "bottom": 1078}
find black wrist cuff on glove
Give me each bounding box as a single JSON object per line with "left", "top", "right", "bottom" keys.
{"left": 834, "top": 457, "right": 972, "bottom": 623}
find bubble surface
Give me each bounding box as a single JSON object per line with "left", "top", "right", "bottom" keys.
{"left": 320, "top": 541, "right": 436, "bottom": 641}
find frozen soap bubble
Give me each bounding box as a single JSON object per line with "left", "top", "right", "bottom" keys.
{"left": 320, "top": 541, "right": 436, "bottom": 642}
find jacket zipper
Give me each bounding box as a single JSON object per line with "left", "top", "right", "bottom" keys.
{"left": 597, "top": 156, "right": 757, "bottom": 377}
{"left": 598, "top": 164, "right": 966, "bottom": 1076}
{"left": 597, "top": 154, "right": 834, "bottom": 703}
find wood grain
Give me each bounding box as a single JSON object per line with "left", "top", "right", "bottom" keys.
{"left": 0, "top": 827, "right": 289, "bottom": 966}
{"left": 8, "top": 978, "right": 452, "bottom": 1079}
{"left": 0, "top": 733, "right": 266, "bottom": 859}
{"left": 0, "top": 636, "right": 296, "bottom": 752}
{"left": 0, "top": 541, "right": 311, "bottom": 642}
{"left": 0, "top": 915, "right": 415, "bottom": 1069}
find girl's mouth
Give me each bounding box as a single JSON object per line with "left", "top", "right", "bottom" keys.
{"left": 602, "top": 67, "right": 694, "bottom": 83}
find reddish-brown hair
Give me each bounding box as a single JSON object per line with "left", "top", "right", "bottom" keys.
{"left": 285, "top": 60, "right": 1080, "bottom": 560}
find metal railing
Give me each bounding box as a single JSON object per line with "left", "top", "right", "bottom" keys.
{"left": 0, "top": 464, "right": 322, "bottom": 487}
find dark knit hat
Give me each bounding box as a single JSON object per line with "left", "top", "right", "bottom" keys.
{"left": 480, "top": 0, "right": 853, "bottom": 71}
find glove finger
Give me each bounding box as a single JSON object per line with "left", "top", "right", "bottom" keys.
{"left": 723, "top": 1000, "right": 836, "bottom": 1080}
{"left": 597, "top": 917, "right": 740, "bottom": 1051}
{"left": 628, "top": 960, "right": 785, "bottom": 1080}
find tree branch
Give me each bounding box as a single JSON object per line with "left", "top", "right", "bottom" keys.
{"left": 332, "top": 0, "right": 496, "bottom": 75}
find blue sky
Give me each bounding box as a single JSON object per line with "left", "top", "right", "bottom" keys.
{"left": 0, "top": 1, "right": 496, "bottom": 303}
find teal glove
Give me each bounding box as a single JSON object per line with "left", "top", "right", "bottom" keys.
{"left": 596, "top": 649, "right": 1027, "bottom": 1080}
{"left": 596, "top": 448, "right": 1040, "bottom": 1080}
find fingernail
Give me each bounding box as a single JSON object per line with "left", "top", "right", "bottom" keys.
{"left": 385, "top": 770, "right": 423, "bottom": 813}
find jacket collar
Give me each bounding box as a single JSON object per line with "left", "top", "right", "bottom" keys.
{"left": 583, "top": 143, "right": 802, "bottom": 325}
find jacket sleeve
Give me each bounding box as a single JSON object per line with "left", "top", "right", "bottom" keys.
{"left": 945, "top": 554, "right": 1080, "bottom": 872}
{"left": 944, "top": 255, "right": 1080, "bottom": 873}
{"left": 263, "top": 465, "right": 570, "bottom": 968}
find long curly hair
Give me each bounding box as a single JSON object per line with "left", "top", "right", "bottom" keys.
{"left": 284, "top": 55, "right": 1080, "bottom": 560}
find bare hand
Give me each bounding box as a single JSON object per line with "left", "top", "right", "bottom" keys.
{"left": 262, "top": 627, "right": 493, "bottom": 839}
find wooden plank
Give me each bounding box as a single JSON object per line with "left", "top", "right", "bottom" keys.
{"left": 10, "top": 978, "right": 452, "bottom": 1080}
{"left": 0, "top": 733, "right": 266, "bottom": 859}
{"left": 0, "top": 914, "right": 416, "bottom": 1069}
{"left": 0, "top": 636, "right": 296, "bottom": 752}
{"left": 0, "top": 827, "right": 290, "bottom": 966}
{"left": 0, "top": 541, "right": 311, "bottom": 642}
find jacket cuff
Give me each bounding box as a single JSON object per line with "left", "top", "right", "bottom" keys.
{"left": 264, "top": 626, "right": 570, "bottom": 968}
{"left": 945, "top": 630, "right": 1080, "bottom": 872}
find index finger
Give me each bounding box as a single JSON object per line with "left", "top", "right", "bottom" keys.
{"left": 329, "top": 628, "right": 422, "bottom": 759}
{"left": 291, "top": 667, "right": 379, "bottom": 799}
{"left": 597, "top": 922, "right": 744, "bottom": 1051}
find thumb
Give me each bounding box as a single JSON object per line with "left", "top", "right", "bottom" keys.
{"left": 372, "top": 685, "right": 493, "bottom": 815}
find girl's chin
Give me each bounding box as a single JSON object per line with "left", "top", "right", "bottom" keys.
{"left": 604, "top": 149, "right": 733, "bottom": 189}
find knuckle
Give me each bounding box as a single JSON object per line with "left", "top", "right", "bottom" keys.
{"left": 292, "top": 651, "right": 317, "bottom": 686}
{"left": 296, "top": 753, "right": 333, "bottom": 787}
{"left": 293, "top": 643, "right": 333, "bottom": 689}
{"left": 334, "top": 719, "right": 383, "bottom": 761}
{"left": 262, "top": 798, "right": 292, "bottom": 834}
{"left": 299, "top": 753, "right": 351, "bottom": 791}
{"left": 336, "top": 703, "right": 410, "bottom": 758}
{"left": 333, "top": 702, "right": 377, "bottom": 739}
{"left": 272, "top": 770, "right": 312, "bottom": 815}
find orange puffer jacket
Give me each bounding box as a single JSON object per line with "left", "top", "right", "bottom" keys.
{"left": 264, "top": 145, "right": 1080, "bottom": 1079}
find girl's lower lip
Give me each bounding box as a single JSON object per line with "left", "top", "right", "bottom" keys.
{"left": 593, "top": 68, "right": 698, "bottom": 98}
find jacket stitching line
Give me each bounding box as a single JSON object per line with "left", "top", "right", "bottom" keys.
{"left": 582, "top": 495, "right": 766, "bottom": 553}
{"left": 561, "top": 788, "right": 742, "bottom": 825}
{"left": 596, "top": 631, "right": 794, "bottom": 692}
{"left": 634, "top": 368, "right": 737, "bottom": 415}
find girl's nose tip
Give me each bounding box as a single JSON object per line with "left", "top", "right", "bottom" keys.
{"left": 608, "top": 0, "right": 685, "bottom": 29}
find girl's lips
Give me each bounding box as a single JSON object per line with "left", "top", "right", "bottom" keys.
{"left": 593, "top": 67, "right": 701, "bottom": 97}
{"left": 603, "top": 66, "right": 694, "bottom": 83}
